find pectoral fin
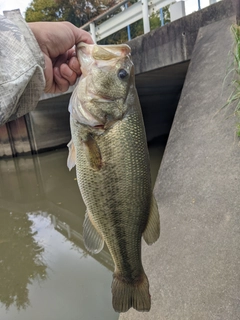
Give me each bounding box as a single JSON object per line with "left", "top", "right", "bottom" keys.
{"left": 143, "top": 195, "right": 160, "bottom": 245}
{"left": 67, "top": 140, "right": 76, "bottom": 171}
{"left": 83, "top": 212, "right": 104, "bottom": 254}
{"left": 83, "top": 135, "right": 102, "bottom": 171}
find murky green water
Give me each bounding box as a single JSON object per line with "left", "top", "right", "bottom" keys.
{"left": 0, "top": 137, "right": 166, "bottom": 320}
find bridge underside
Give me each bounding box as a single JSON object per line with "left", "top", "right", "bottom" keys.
{"left": 136, "top": 61, "right": 189, "bottom": 141}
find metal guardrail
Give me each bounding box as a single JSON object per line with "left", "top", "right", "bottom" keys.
{"left": 81, "top": 0, "right": 176, "bottom": 42}
{"left": 81, "top": 0, "right": 221, "bottom": 43}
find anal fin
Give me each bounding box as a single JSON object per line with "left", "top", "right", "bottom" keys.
{"left": 83, "top": 212, "right": 104, "bottom": 254}
{"left": 143, "top": 195, "right": 160, "bottom": 245}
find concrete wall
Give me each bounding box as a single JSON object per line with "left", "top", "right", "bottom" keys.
{"left": 0, "top": 94, "right": 71, "bottom": 157}
{"left": 120, "top": 13, "right": 240, "bottom": 320}
{"left": 129, "top": 0, "right": 238, "bottom": 75}
{"left": 26, "top": 94, "right": 71, "bottom": 153}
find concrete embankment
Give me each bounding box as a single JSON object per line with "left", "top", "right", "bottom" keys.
{"left": 120, "top": 12, "right": 240, "bottom": 320}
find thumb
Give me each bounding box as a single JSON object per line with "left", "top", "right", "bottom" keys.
{"left": 63, "top": 22, "right": 94, "bottom": 45}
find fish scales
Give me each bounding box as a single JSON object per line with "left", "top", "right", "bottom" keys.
{"left": 71, "top": 110, "right": 150, "bottom": 274}
{"left": 68, "top": 42, "right": 160, "bottom": 313}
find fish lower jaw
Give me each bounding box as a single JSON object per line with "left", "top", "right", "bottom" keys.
{"left": 88, "top": 90, "right": 115, "bottom": 103}
{"left": 95, "top": 97, "right": 115, "bottom": 103}
{"left": 93, "top": 124, "right": 105, "bottom": 129}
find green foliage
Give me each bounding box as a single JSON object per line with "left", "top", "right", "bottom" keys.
{"left": 25, "top": 0, "right": 63, "bottom": 22}
{"left": 150, "top": 5, "right": 170, "bottom": 30}
{"left": 25, "top": 0, "right": 113, "bottom": 25}
{"left": 150, "top": 12, "right": 160, "bottom": 30}
{"left": 25, "top": 0, "right": 96, "bottom": 24}
{"left": 224, "top": 24, "right": 240, "bottom": 137}
{"left": 55, "top": 0, "right": 82, "bottom": 26}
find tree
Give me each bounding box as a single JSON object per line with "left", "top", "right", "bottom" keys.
{"left": 25, "top": 0, "right": 63, "bottom": 22}
{"left": 25, "top": 0, "right": 111, "bottom": 26}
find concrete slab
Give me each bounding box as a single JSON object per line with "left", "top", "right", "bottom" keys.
{"left": 119, "top": 15, "right": 240, "bottom": 320}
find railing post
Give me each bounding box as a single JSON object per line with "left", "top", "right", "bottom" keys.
{"left": 89, "top": 22, "right": 97, "bottom": 43}
{"left": 198, "top": 0, "right": 201, "bottom": 10}
{"left": 142, "top": 0, "right": 150, "bottom": 34}
{"left": 160, "top": 8, "right": 164, "bottom": 26}
{"left": 125, "top": 3, "right": 131, "bottom": 41}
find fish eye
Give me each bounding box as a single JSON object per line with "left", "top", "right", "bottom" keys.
{"left": 118, "top": 69, "right": 128, "bottom": 80}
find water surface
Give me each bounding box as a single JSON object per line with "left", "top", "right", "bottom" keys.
{"left": 0, "top": 137, "right": 166, "bottom": 320}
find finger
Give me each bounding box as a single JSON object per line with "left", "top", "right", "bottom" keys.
{"left": 52, "top": 50, "right": 79, "bottom": 87}
{"left": 53, "top": 52, "right": 68, "bottom": 69}
{"left": 65, "top": 49, "right": 81, "bottom": 75}
{"left": 53, "top": 50, "right": 80, "bottom": 75}
{"left": 59, "top": 63, "right": 78, "bottom": 86}
{"left": 53, "top": 67, "right": 70, "bottom": 93}
{"left": 66, "top": 47, "right": 76, "bottom": 58}
{"left": 63, "top": 21, "right": 94, "bottom": 45}
{"left": 43, "top": 54, "right": 58, "bottom": 93}
{"left": 68, "top": 56, "right": 81, "bottom": 76}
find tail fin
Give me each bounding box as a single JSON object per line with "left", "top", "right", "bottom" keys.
{"left": 111, "top": 272, "right": 151, "bottom": 313}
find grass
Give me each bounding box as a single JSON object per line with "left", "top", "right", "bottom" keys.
{"left": 225, "top": 24, "right": 240, "bottom": 137}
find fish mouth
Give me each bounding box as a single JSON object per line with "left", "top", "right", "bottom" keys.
{"left": 91, "top": 94, "right": 115, "bottom": 103}
{"left": 94, "top": 124, "right": 105, "bottom": 129}
{"left": 88, "top": 89, "right": 115, "bottom": 103}
{"left": 97, "top": 98, "right": 114, "bottom": 103}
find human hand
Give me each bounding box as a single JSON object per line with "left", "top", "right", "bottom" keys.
{"left": 28, "top": 21, "right": 94, "bottom": 93}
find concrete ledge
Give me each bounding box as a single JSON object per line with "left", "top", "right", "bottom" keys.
{"left": 120, "top": 15, "right": 240, "bottom": 320}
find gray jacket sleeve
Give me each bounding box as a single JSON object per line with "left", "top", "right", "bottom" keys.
{"left": 0, "top": 9, "right": 45, "bottom": 125}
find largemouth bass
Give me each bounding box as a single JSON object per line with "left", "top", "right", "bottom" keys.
{"left": 67, "top": 43, "right": 160, "bottom": 313}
